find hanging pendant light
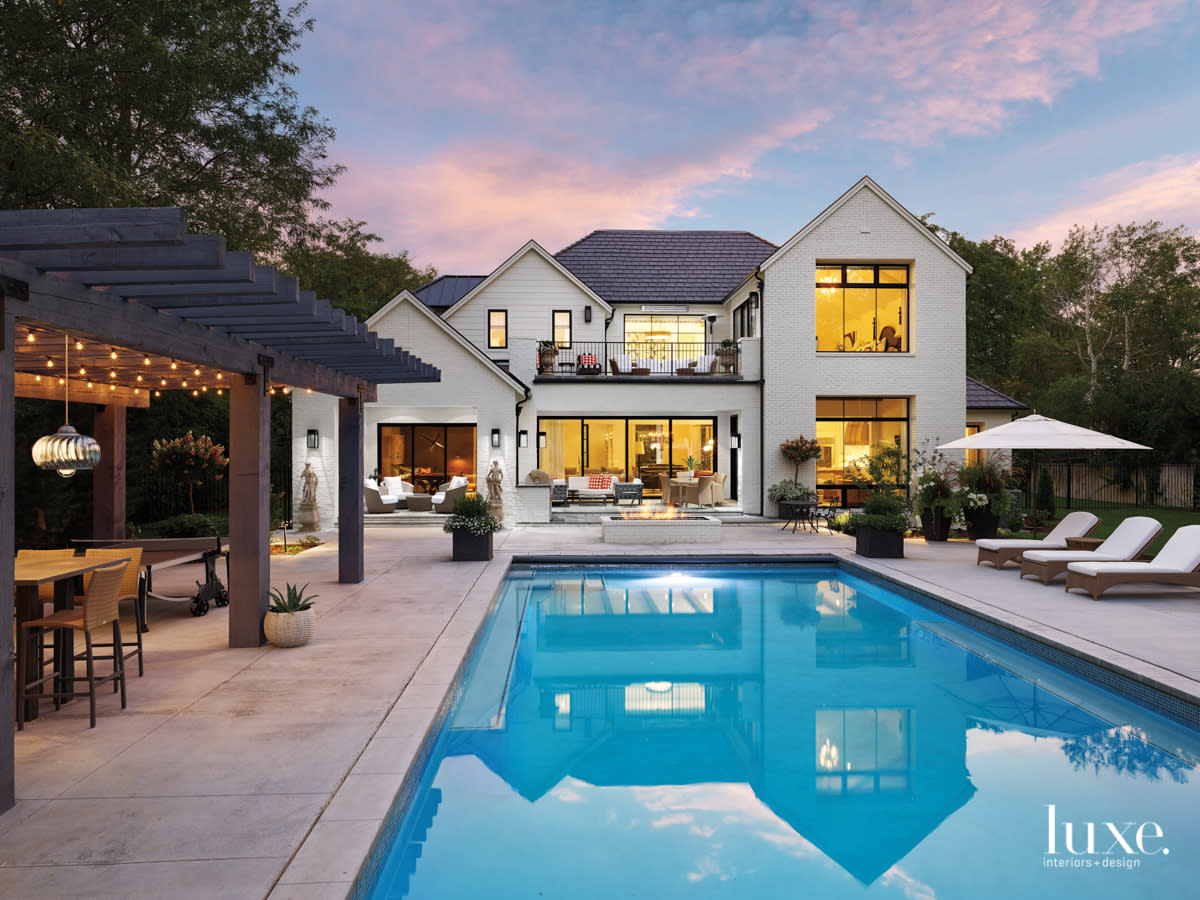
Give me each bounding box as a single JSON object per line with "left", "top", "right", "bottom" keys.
{"left": 31, "top": 335, "right": 101, "bottom": 478}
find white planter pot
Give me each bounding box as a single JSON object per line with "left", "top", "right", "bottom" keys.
{"left": 264, "top": 608, "right": 315, "bottom": 647}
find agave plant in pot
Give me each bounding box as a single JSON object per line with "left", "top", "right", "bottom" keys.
{"left": 444, "top": 495, "right": 501, "bottom": 561}
{"left": 264, "top": 582, "right": 318, "bottom": 648}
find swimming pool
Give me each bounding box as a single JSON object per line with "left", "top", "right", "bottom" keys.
{"left": 359, "top": 564, "right": 1200, "bottom": 899}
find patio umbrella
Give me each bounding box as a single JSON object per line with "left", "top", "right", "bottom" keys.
{"left": 937, "top": 414, "right": 1151, "bottom": 535}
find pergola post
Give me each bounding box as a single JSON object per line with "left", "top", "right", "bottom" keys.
{"left": 338, "top": 394, "right": 364, "bottom": 583}
{"left": 228, "top": 374, "right": 270, "bottom": 647}
{"left": 92, "top": 404, "right": 126, "bottom": 541}
{"left": 0, "top": 300, "right": 17, "bottom": 812}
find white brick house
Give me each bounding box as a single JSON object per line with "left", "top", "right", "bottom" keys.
{"left": 293, "top": 176, "right": 1024, "bottom": 523}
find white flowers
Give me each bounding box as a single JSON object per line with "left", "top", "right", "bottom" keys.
{"left": 962, "top": 491, "right": 990, "bottom": 510}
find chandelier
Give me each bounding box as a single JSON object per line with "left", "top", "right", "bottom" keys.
{"left": 31, "top": 335, "right": 101, "bottom": 477}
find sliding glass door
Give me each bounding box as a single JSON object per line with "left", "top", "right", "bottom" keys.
{"left": 378, "top": 424, "right": 477, "bottom": 494}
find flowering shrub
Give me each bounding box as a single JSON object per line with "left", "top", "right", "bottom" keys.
{"left": 151, "top": 431, "right": 229, "bottom": 514}
{"left": 909, "top": 443, "right": 960, "bottom": 517}
{"left": 961, "top": 491, "right": 990, "bottom": 510}
{"left": 780, "top": 436, "right": 822, "bottom": 482}
{"left": 957, "top": 455, "right": 1012, "bottom": 517}
{"left": 443, "top": 495, "right": 501, "bottom": 536}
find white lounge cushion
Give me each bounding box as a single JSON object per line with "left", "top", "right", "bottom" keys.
{"left": 432, "top": 491, "right": 446, "bottom": 505}
{"left": 448, "top": 475, "right": 470, "bottom": 489}
{"left": 980, "top": 511, "right": 1100, "bottom": 552}
{"left": 364, "top": 478, "right": 379, "bottom": 491}
{"left": 616, "top": 354, "right": 633, "bottom": 372}
{"left": 694, "top": 354, "right": 716, "bottom": 374}
{"left": 382, "top": 476, "right": 414, "bottom": 496}
{"left": 1068, "top": 525, "right": 1200, "bottom": 577}
{"left": 1022, "top": 516, "right": 1161, "bottom": 564}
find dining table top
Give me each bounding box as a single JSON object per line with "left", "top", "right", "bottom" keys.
{"left": 14, "top": 556, "right": 132, "bottom": 585}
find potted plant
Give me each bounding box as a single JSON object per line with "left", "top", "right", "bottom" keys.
{"left": 768, "top": 479, "right": 815, "bottom": 523}
{"left": 537, "top": 339, "right": 559, "bottom": 374}
{"left": 716, "top": 338, "right": 738, "bottom": 371}
{"left": 264, "top": 582, "right": 317, "bottom": 647}
{"left": 444, "top": 495, "right": 501, "bottom": 561}
{"left": 910, "top": 444, "right": 959, "bottom": 542}
{"left": 846, "top": 490, "right": 909, "bottom": 558}
{"left": 956, "top": 454, "right": 1012, "bottom": 541}
{"left": 683, "top": 455, "right": 697, "bottom": 479}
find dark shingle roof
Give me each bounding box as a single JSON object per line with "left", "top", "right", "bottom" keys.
{"left": 413, "top": 275, "right": 486, "bottom": 312}
{"left": 966, "top": 376, "right": 1026, "bottom": 409}
{"left": 554, "top": 230, "right": 778, "bottom": 305}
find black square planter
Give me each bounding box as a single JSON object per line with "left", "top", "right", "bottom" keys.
{"left": 855, "top": 525, "right": 905, "bottom": 558}
{"left": 452, "top": 531, "right": 493, "bottom": 561}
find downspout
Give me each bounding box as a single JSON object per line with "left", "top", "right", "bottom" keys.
{"left": 515, "top": 385, "right": 532, "bottom": 480}
{"left": 756, "top": 271, "right": 766, "bottom": 518}
{"left": 604, "top": 307, "right": 614, "bottom": 368}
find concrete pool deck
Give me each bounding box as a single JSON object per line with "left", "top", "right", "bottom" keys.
{"left": 2, "top": 521, "right": 1199, "bottom": 898}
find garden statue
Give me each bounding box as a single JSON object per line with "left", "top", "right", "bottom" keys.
{"left": 298, "top": 462, "right": 320, "bottom": 531}
{"left": 486, "top": 459, "right": 504, "bottom": 527}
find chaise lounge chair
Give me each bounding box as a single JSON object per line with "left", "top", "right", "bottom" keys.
{"left": 1018, "top": 516, "right": 1162, "bottom": 585}
{"left": 975, "top": 510, "right": 1100, "bottom": 568}
{"left": 1064, "top": 525, "right": 1200, "bottom": 600}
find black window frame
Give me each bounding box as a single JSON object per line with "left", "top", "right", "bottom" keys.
{"left": 553, "top": 310, "right": 572, "bottom": 349}
{"left": 815, "top": 263, "right": 909, "bottom": 353}
{"left": 487, "top": 309, "right": 508, "bottom": 349}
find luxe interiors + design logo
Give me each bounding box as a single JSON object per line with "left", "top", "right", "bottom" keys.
{"left": 1043, "top": 804, "right": 1169, "bottom": 870}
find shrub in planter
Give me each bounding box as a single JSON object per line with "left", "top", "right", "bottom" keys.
{"left": 444, "top": 495, "right": 501, "bottom": 561}
{"left": 846, "top": 491, "right": 910, "bottom": 558}
{"left": 264, "top": 582, "right": 318, "bottom": 647}
{"left": 910, "top": 444, "right": 959, "bottom": 542}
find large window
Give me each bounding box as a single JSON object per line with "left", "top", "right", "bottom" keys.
{"left": 623, "top": 315, "right": 707, "bottom": 358}
{"left": 816, "top": 264, "right": 908, "bottom": 352}
{"left": 488, "top": 310, "right": 507, "bottom": 348}
{"left": 553, "top": 310, "right": 572, "bottom": 348}
{"left": 815, "top": 398, "right": 909, "bottom": 506}
{"left": 378, "top": 424, "right": 477, "bottom": 494}
{"left": 733, "top": 294, "right": 758, "bottom": 340}
{"left": 537, "top": 417, "right": 716, "bottom": 487}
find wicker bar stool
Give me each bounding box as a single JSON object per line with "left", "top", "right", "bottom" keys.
{"left": 78, "top": 547, "right": 146, "bottom": 678}
{"left": 16, "top": 560, "right": 129, "bottom": 729}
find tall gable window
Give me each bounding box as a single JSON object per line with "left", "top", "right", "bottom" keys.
{"left": 488, "top": 310, "right": 507, "bottom": 349}
{"left": 553, "top": 310, "right": 572, "bottom": 348}
{"left": 816, "top": 265, "right": 908, "bottom": 352}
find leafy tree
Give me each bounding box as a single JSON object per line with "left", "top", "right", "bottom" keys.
{"left": 280, "top": 219, "right": 437, "bottom": 321}
{"left": 151, "top": 431, "right": 229, "bottom": 514}
{"left": 0, "top": 0, "right": 340, "bottom": 256}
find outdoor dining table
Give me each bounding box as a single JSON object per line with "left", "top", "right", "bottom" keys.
{"left": 13, "top": 555, "right": 131, "bottom": 721}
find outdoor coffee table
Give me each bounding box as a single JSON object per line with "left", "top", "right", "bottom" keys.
{"left": 406, "top": 493, "right": 432, "bottom": 511}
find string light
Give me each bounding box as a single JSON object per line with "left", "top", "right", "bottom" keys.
{"left": 136, "top": 374, "right": 143, "bottom": 382}
{"left": 109, "top": 384, "right": 116, "bottom": 391}
{"left": 201, "top": 386, "right": 207, "bottom": 393}
{"left": 191, "top": 390, "right": 198, "bottom": 397}
{"left": 155, "top": 390, "right": 162, "bottom": 397}
{"left": 46, "top": 357, "right": 53, "bottom": 368}
{"left": 26, "top": 333, "right": 35, "bottom": 343}
{"left": 193, "top": 367, "right": 200, "bottom": 376}
{"left": 35, "top": 375, "right": 41, "bottom": 382}
{"left": 110, "top": 348, "right": 118, "bottom": 360}
{"left": 160, "top": 378, "right": 167, "bottom": 386}
{"left": 216, "top": 389, "right": 223, "bottom": 396}
{"left": 215, "top": 373, "right": 223, "bottom": 380}
{"left": 110, "top": 370, "right": 117, "bottom": 378}
{"left": 78, "top": 367, "right": 86, "bottom": 376}
{"left": 170, "top": 360, "right": 177, "bottom": 370}
{"left": 306, "top": 388, "right": 312, "bottom": 394}
{"left": 74, "top": 339, "right": 83, "bottom": 351}
{"left": 181, "top": 380, "right": 188, "bottom": 388}
{"left": 143, "top": 357, "right": 151, "bottom": 366}
{"left": 87, "top": 382, "right": 94, "bottom": 389}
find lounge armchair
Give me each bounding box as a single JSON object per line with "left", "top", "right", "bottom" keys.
{"left": 364, "top": 484, "right": 399, "bottom": 513}
{"left": 1064, "top": 525, "right": 1200, "bottom": 600}
{"left": 976, "top": 511, "right": 1100, "bottom": 568}
{"left": 432, "top": 476, "right": 470, "bottom": 512}
{"left": 1019, "top": 516, "right": 1162, "bottom": 584}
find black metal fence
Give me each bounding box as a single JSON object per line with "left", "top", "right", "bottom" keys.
{"left": 536, "top": 341, "right": 741, "bottom": 377}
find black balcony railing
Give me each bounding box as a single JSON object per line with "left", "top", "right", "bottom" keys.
{"left": 536, "top": 341, "right": 740, "bottom": 377}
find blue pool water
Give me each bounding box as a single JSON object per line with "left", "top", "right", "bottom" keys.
{"left": 360, "top": 565, "right": 1200, "bottom": 899}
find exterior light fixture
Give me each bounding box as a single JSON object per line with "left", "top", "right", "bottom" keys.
{"left": 519, "top": 430, "right": 528, "bottom": 448}
{"left": 32, "top": 335, "right": 101, "bottom": 478}
{"left": 491, "top": 428, "right": 501, "bottom": 448}
{"left": 730, "top": 433, "right": 740, "bottom": 450}
{"left": 307, "top": 429, "right": 320, "bottom": 450}
{"left": 537, "top": 431, "right": 547, "bottom": 449}
{"left": 584, "top": 305, "right": 592, "bottom": 323}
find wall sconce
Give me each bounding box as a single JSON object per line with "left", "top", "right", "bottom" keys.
{"left": 519, "top": 430, "right": 529, "bottom": 448}
{"left": 491, "top": 428, "right": 501, "bottom": 448}
{"left": 537, "top": 431, "right": 547, "bottom": 449}
{"left": 306, "top": 429, "right": 320, "bottom": 449}
{"left": 730, "top": 433, "right": 740, "bottom": 450}
{"left": 584, "top": 305, "right": 592, "bottom": 323}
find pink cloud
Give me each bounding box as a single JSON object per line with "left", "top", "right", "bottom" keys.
{"left": 1009, "top": 154, "right": 1200, "bottom": 249}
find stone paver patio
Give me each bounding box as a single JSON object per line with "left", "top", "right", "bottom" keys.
{"left": 2, "top": 521, "right": 1199, "bottom": 898}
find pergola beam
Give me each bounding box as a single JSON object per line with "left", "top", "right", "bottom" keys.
{"left": 0, "top": 207, "right": 188, "bottom": 250}
{"left": 5, "top": 234, "right": 226, "bottom": 271}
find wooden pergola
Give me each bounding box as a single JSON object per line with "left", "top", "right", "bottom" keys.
{"left": 0, "top": 208, "right": 439, "bottom": 811}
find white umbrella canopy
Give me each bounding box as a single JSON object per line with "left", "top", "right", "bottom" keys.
{"left": 937, "top": 414, "right": 1151, "bottom": 452}
{"left": 938, "top": 414, "right": 1151, "bottom": 536}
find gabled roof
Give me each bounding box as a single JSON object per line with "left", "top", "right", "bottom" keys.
{"left": 413, "top": 274, "right": 486, "bottom": 313}
{"left": 368, "top": 290, "right": 527, "bottom": 397}
{"left": 443, "top": 240, "right": 613, "bottom": 319}
{"left": 555, "top": 230, "right": 777, "bottom": 305}
{"left": 966, "top": 376, "right": 1026, "bottom": 409}
{"left": 761, "top": 176, "right": 973, "bottom": 274}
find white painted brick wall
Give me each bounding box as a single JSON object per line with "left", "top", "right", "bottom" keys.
{"left": 760, "top": 184, "right": 966, "bottom": 510}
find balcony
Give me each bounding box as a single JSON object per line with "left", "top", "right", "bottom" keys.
{"left": 535, "top": 341, "right": 741, "bottom": 380}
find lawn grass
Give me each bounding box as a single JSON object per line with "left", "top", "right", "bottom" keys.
{"left": 1004, "top": 505, "right": 1200, "bottom": 554}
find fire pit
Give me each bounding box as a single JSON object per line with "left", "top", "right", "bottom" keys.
{"left": 601, "top": 511, "right": 722, "bottom": 544}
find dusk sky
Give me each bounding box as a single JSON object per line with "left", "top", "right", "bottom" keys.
{"left": 292, "top": 0, "right": 1200, "bottom": 274}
